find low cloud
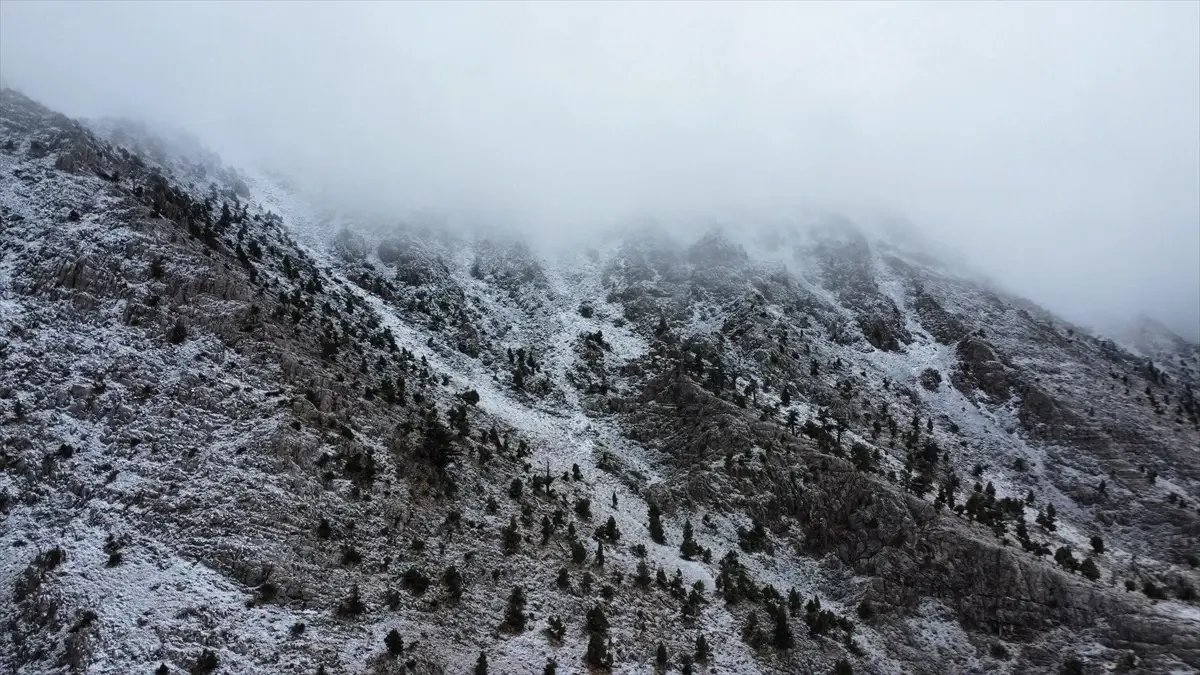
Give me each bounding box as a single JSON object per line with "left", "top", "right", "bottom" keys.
{"left": 2, "top": 2, "right": 1197, "bottom": 337}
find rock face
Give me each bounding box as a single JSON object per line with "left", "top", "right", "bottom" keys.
{"left": 2, "top": 88, "right": 1199, "bottom": 675}
{"left": 333, "top": 227, "right": 367, "bottom": 260}
{"left": 808, "top": 225, "right": 914, "bottom": 352}
{"left": 919, "top": 368, "right": 942, "bottom": 392}
{"left": 912, "top": 291, "right": 969, "bottom": 345}
{"left": 952, "top": 336, "right": 1016, "bottom": 402}
{"left": 633, "top": 371, "right": 1136, "bottom": 646}
{"left": 377, "top": 238, "right": 403, "bottom": 264}
{"left": 1018, "top": 385, "right": 1069, "bottom": 440}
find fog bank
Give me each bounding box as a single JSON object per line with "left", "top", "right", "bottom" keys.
{"left": 2, "top": 2, "right": 1197, "bottom": 338}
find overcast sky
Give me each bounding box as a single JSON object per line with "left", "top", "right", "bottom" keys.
{"left": 2, "top": 2, "right": 1198, "bottom": 338}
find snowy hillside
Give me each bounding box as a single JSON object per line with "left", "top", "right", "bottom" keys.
{"left": 2, "top": 89, "right": 1199, "bottom": 675}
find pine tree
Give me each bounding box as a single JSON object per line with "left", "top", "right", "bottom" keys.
{"left": 1054, "top": 546, "right": 1079, "bottom": 573}
{"left": 1090, "top": 535, "right": 1105, "bottom": 555}
{"left": 1060, "top": 656, "right": 1084, "bottom": 675}
{"left": 635, "top": 559, "right": 652, "bottom": 587}
{"left": 648, "top": 502, "right": 666, "bottom": 544}
{"left": 1036, "top": 504, "right": 1058, "bottom": 532}
{"left": 586, "top": 605, "right": 609, "bottom": 635}
{"left": 168, "top": 318, "right": 188, "bottom": 345}
{"left": 585, "top": 633, "right": 611, "bottom": 667}
{"left": 337, "top": 583, "right": 365, "bottom": 617}
{"left": 603, "top": 515, "right": 620, "bottom": 541}
{"left": 443, "top": 565, "right": 464, "bottom": 600}
{"left": 504, "top": 586, "right": 527, "bottom": 632}
{"left": 474, "top": 651, "right": 488, "bottom": 675}
{"left": 695, "top": 634, "right": 710, "bottom": 663}
{"left": 584, "top": 603, "right": 612, "bottom": 667}
{"left": 1015, "top": 519, "right": 1030, "bottom": 544}
{"left": 773, "top": 603, "right": 794, "bottom": 649}
{"left": 385, "top": 629, "right": 404, "bottom": 656}
{"left": 1080, "top": 557, "right": 1102, "bottom": 581}
{"left": 543, "top": 658, "right": 557, "bottom": 675}
{"left": 669, "top": 569, "right": 685, "bottom": 597}
{"left": 788, "top": 587, "right": 802, "bottom": 617}
{"left": 595, "top": 540, "right": 605, "bottom": 568}
{"left": 680, "top": 519, "right": 700, "bottom": 559}
{"left": 546, "top": 615, "right": 566, "bottom": 640}
{"left": 742, "top": 610, "right": 763, "bottom": 647}
{"left": 656, "top": 642, "right": 668, "bottom": 667}
{"left": 192, "top": 649, "right": 219, "bottom": 674}
{"left": 501, "top": 517, "right": 521, "bottom": 554}
{"left": 541, "top": 515, "right": 553, "bottom": 544}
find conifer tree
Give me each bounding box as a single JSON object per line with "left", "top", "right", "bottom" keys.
{"left": 504, "top": 586, "right": 527, "bottom": 632}
{"left": 1080, "top": 557, "right": 1102, "bottom": 581}
{"left": 385, "top": 629, "right": 404, "bottom": 656}
{"left": 635, "top": 559, "right": 652, "bottom": 587}
{"left": 443, "top": 565, "right": 464, "bottom": 601}
{"left": 603, "top": 515, "right": 620, "bottom": 541}
{"left": 502, "top": 517, "right": 521, "bottom": 554}
{"left": 773, "top": 603, "right": 794, "bottom": 649}
{"left": 680, "top": 519, "right": 700, "bottom": 559}
{"left": 585, "top": 633, "right": 611, "bottom": 668}
{"left": 648, "top": 502, "right": 666, "bottom": 545}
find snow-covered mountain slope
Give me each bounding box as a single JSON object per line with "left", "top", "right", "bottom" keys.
{"left": 2, "top": 88, "right": 1199, "bottom": 675}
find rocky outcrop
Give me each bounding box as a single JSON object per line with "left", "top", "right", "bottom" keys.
{"left": 952, "top": 336, "right": 1016, "bottom": 402}
{"left": 333, "top": 227, "right": 367, "bottom": 261}
{"left": 919, "top": 368, "right": 942, "bottom": 391}
{"left": 629, "top": 370, "right": 1184, "bottom": 662}
{"left": 913, "top": 292, "right": 968, "bottom": 345}
{"left": 1017, "top": 385, "right": 1069, "bottom": 441}
{"left": 377, "top": 237, "right": 403, "bottom": 264}
{"left": 810, "top": 226, "right": 913, "bottom": 352}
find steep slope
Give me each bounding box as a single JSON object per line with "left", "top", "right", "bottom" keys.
{"left": 2, "top": 89, "right": 1198, "bottom": 675}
